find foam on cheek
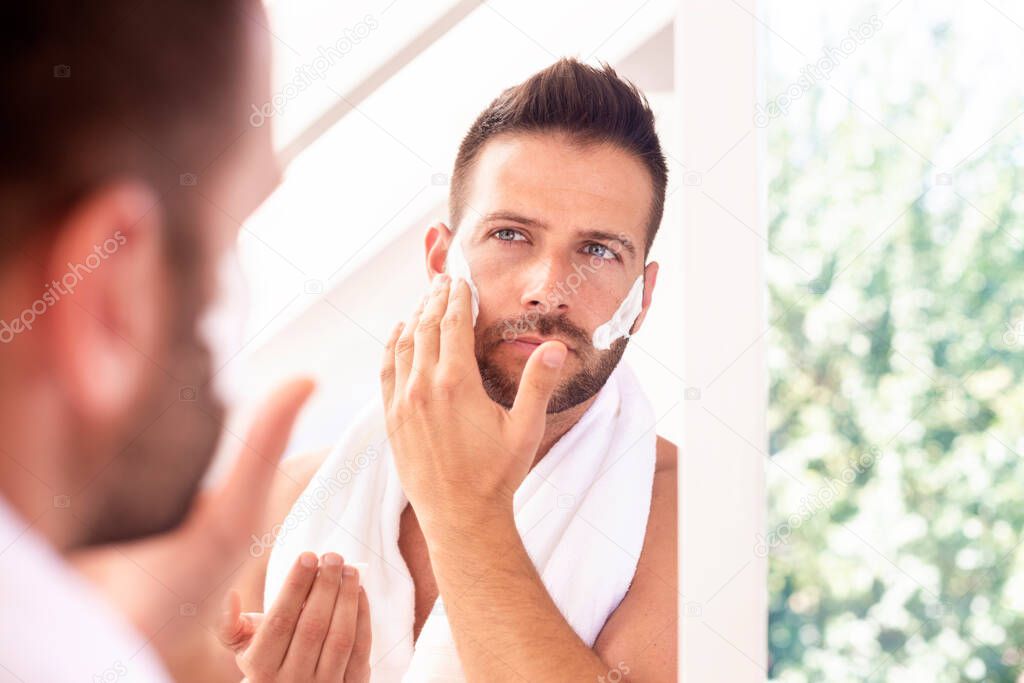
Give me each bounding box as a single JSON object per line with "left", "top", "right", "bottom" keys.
{"left": 592, "top": 275, "right": 645, "bottom": 350}
{"left": 444, "top": 232, "right": 481, "bottom": 326}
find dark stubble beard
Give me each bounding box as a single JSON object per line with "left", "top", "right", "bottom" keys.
{"left": 474, "top": 312, "right": 628, "bottom": 414}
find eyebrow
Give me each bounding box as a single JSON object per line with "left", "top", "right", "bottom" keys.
{"left": 478, "top": 211, "right": 638, "bottom": 259}
{"left": 478, "top": 211, "right": 547, "bottom": 229}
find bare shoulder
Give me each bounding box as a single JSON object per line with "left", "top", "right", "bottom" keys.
{"left": 593, "top": 435, "right": 677, "bottom": 681}
{"left": 656, "top": 435, "right": 678, "bottom": 475}
{"left": 236, "top": 447, "right": 331, "bottom": 611}
{"left": 270, "top": 448, "right": 330, "bottom": 510}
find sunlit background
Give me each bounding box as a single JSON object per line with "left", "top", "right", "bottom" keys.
{"left": 765, "top": 1, "right": 1024, "bottom": 680}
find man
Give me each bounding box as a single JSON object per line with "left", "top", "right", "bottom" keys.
{"left": 238, "top": 59, "right": 677, "bottom": 681}
{"left": 0, "top": 2, "right": 366, "bottom": 681}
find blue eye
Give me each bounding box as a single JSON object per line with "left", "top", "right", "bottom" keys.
{"left": 585, "top": 243, "right": 617, "bottom": 260}
{"left": 494, "top": 229, "right": 526, "bottom": 242}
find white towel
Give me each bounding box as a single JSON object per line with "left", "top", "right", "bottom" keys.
{"left": 264, "top": 363, "right": 657, "bottom": 682}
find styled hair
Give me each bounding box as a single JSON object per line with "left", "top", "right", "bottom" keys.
{"left": 449, "top": 58, "right": 669, "bottom": 252}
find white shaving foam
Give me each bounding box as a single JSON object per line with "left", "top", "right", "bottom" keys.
{"left": 444, "top": 231, "right": 480, "bottom": 325}
{"left": 592, "top": 275, "right": 645, "bottom": 350}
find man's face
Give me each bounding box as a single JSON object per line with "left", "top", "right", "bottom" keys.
{"left": 451, "top": 132, "right": 657, "bottom": 413}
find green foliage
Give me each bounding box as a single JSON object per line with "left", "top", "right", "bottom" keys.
{"left": 766, "top": 3, "right": 1024, "bottom": 681}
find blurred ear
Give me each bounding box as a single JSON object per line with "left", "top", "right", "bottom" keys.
{"left": 424, "top": 222, "right": 453, "bottom": 280}
{"left": 48, "top": 181, "right": 165, "bottom": 424}
{"left": 629, "top": 261, "right": 659, "bottom": 335}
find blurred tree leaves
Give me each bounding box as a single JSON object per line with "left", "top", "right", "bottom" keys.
{"left": 766, "top": 2, "right": 1024, "bottom": 681}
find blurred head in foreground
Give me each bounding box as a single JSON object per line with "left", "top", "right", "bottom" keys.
{"left": 0, "top": 0, "right": 279, "bottom": 547}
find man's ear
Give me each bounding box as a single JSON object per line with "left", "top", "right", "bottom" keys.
{"left": 629, "top": 261, "right": 660, "bottom": 335}
{"left": 47, "top": 181, "right": 165, "bottom": 424}
{"left": 424, "top": 222, "right": 453, "bottom": 279}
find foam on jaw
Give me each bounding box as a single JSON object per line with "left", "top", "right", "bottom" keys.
{"left": 445, "top": 231, "right": 480, "bottom": 325}
{"left": 592, "top": 275, "right": 645, "bottom": 350}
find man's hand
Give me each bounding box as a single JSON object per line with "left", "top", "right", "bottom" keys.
{"left": 219, "top": 552, "right": 371, "bottom": 683}
{"left": 71, "top": 379, "right": 315, "bottom": 682}
{"left": 379, "top": 274, "right": 566, "bottom": 534}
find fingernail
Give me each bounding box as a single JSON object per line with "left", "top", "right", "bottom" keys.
{"left": 323, "top": 553, "right": 342, "bottom": 567}
{"left": 542, "top": 344, "right": 567, "bottom": 368}
{"left": 299, "top": 552, "right": 316, "bottom": 569}
{"left": 342, "top": 565, "right": 358, "bottom": 577}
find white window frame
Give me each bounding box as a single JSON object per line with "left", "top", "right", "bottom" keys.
{"left": 678, "top": 0, "right": 767, "bottom": 680}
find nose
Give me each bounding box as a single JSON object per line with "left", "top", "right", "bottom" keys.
{"left": 519, "top": 254, "right": 571, "bottom": 314}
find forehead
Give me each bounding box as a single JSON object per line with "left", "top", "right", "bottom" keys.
{"left": 462, "top": 133, "right": 652, "bottom": 246}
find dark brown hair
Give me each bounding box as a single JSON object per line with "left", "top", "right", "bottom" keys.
{"left": 449, "top": 58, "right": 669, "bottom": 252}
{"left": 0, "top": 0, "right": 250, "bottom": 261}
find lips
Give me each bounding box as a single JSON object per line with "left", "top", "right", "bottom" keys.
{"left": 504, "top": 335, "right": 574, "bottom": 352}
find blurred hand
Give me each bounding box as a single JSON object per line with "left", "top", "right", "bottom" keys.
{"left": 219, "top": 552, "right": 371, "bottom": 683}
{"left": 71, "top": 378, "right": 315, "bottom": 682}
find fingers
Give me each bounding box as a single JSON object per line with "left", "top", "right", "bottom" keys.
{"left": 412, "top": 274, "right": 451, "bottom": 377}
{"left": 343, "top": 588, "right": 373, "bottom": 683}
{"left": 280, "top": 553, "right": 344, "bottom": 677}
{"left": 206, "top": 378, "right": 315, "bottom": 545}
{"left": 509, "top": 341, "right": 567, "bottom": 436}
{"left": 243, "top": 552, "right": 318, "bottom": 675}
{"left": 317, "top": 564, "right": 363, "bottom": 677}
{"left": 438, "top": 278, "right": 476, "bottom": 376}
{"left": 380, "top": 322, "right": 403, "bottom": 407}
{"left": 394, "top": 297, "right": 424, "bottom": 397}
{"left": 218, "top": 590, "right": 256, "bottom": 653}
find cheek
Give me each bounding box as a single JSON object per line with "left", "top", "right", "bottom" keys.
{"left": 467, "top": 257, "right": 516, "bottom": 321}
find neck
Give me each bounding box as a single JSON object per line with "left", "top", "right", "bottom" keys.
{"left": 0, "top": 379, "right": 83, "bottom": 551}
{"left": 531, "top": 393, "right": 599, "bottom": 467}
